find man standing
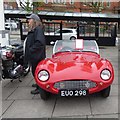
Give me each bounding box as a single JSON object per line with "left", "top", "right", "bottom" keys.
{"left": 24, "top": 13, "right": 46, "bottom": 94}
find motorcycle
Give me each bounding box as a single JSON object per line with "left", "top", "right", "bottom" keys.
{"left": 1, "top": 43, "right": 30, "bottom": 82}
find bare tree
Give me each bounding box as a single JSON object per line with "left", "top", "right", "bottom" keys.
{"left": 18, "top": 0, "right": 44, "bottom": 13}
{"left": 18, "top": 0, "right": 32, "bottom": 12}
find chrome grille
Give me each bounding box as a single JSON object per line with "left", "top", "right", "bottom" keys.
{"left": 54, "top": 80, "right": 96, "bottom": 90}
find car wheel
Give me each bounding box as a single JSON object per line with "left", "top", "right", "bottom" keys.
{"left": 70, "top": 36, "right": 76, "bottom": 40}
{"left": 101, "top": 86, "right": 111, "bottom": 98}
{"left": 39, "top": 88, "right": 50, "bottom": 100}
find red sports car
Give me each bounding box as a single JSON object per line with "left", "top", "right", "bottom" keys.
{"left": 35, "top": 39, "right": 114, "bottom": 100}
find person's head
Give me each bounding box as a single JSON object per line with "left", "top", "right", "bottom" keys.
{"left": 27, "top": 13, "right": 42, "bottom": 31}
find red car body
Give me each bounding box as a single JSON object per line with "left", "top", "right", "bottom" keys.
{"left": 34, "top": 40, "right": 114, "bottom": 99}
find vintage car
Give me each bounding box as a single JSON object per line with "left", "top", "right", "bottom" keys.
{"left": 35, "top": 39, "right": 114, "bottom": 100}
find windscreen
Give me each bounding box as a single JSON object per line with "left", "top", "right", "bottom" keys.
{"left": 53, "top": 40, "right": 99, "bottom": 54}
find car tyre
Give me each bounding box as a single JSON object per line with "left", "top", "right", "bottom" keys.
{"left": 39, "top": 88, "right": 50, "bottom": 100}
{"left": 101, "top": 86, "right": 111, "bottom": 98}
{"left": 70, "top": 36, "right": 76, "bottom": 40}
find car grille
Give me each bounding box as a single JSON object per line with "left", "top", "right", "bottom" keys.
{"left": 54, "top": 80, "right": 96, "bottom": 90}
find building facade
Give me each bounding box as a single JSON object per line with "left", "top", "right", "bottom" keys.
{"left": 4, "top": 1, "right": 120, "bottom": 14}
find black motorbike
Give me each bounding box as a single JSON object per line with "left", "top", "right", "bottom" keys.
{"left": 1, "top": 44, "right": 30, "bottom": 82}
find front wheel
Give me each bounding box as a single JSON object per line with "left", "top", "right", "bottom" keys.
{"left": 101, "top": 86, "right": 111, "bottom": 98}
{"left": 39, "top": 88, "right": 50, "bottom": 100}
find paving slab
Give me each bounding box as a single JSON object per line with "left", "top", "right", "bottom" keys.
{"left": 2, "top": 87, "right": 17, "bottom": 100}
{"left": 88, "top": 113, "right": 118, "bottom": 118}
{"left": 111, "top": 62, "right": 118, "bottom": 85}
{"left": 2, "top": 118, "right": 49, "bottom": 120}
{"left": 2, "top": 73, "right": 34, "bottom": 88}
{"left": 118, "top": 96, "right": 120, "bottom": 114}
{"left": 2, "top": 99, "right": 56, "bottom": 118}
{"left": 52, "top": 115, "right": 87, "bottom": 118}
{"left": 2, "top": 80, "right": 12, "bottom": 88}
{"left": 27, "top": 79, "right": 36, "bottom": 87}
{"left": 0, "top": 81, "right": 2, "bottom": 118}
{"left": 2, "top": 100, "right": 14, "bottom": 115}
{"left": 2, "top": 80, "right": 22, "bottom": 88}
{"left": 90, "top": 96, "right": 118, "bottom": 115}
{"left": 119, "top": 87, "right": 120, "bottom": 99}
{"left": 46, "top": 46, "right": 53, "bottom": 58}
{"left": 110, "top": 85, "right": 119, "bottom": 96}
{"left": 7, "top": 87, "right": 33, "bottom": 100}
{"left": 52, "top": 97, "right": 91, "bottom": 117}
{"left": 32, "top": 93, "right": 56, "bottom": 100}
{"left": 112, "top": 64, "right": 118, "bottom": 71}
{"left": 112, "top": 72, "right": 118, "bottom": 85}
{"left": 50, "top": 118, "right": 87, "bottom": 120}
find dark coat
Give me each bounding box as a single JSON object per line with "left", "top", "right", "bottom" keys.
{"left": 24, "top": 25, "right": 46, "bottom": 69}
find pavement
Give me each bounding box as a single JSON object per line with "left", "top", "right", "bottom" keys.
{"left": 0, "top": 32, "right": 119, "bottom": 120}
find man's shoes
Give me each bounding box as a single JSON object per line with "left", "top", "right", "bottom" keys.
{"left": 32, "top": 83, "right": 37, "bottom": 87}
{"left": 31, "top": 88, "right": 39, "bottom": 94}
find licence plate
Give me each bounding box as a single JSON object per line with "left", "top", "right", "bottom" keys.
{"left": 60, "top": 90, "right": 87, "bottom": 97}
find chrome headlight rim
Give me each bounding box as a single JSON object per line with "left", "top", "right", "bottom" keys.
{"left": 100, "top": 69, "right": 111, "bottom": 80}
{"left": 37, "top": 70, "right": 49, "bottom": 82}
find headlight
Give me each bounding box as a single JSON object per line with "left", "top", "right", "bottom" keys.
{"left": 101, "top": 69, "right": 111, "bottom": 80}
{"left": 38, "top": 70, "right": 49, "bottom": 81}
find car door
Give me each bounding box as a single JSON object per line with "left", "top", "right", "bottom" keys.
{"left": 62, "top": 30, "right": 73, "bottom": 40}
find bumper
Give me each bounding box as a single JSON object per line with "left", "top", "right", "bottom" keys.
{"left": 36, "top": 79, "right": 113, "bottom": 95}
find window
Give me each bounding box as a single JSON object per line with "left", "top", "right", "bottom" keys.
{"left": 53, "top": 0, "right": 60, "bottom": 3}
{"left": 62, "top": 0, "right": 66, "bottom": 3}
{"left": 61, "top": 0, "right": 66, "bottom": 3}
{"left": 55, "top": 29, "right": 61, "bottom": 34}
{"left": 106, "top": 0, "right": 110, "bottom": 7}
{"left": 70, "top": 0, "right": 74, "bottom": 4}
{"left": 53, "top": 0, "right": 66, "bottom": 3}
{"left": 62, "top": 30, "right": 73, "bottom": 33}
{"left": 44, "top": 0, "right": 48, "bottom": 3}
{"left": 99, "top": 22, "right": 112, "bottom": 37}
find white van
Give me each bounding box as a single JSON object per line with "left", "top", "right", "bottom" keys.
{"left": 5, "top": 22, "right": 17, "bottom": 30}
